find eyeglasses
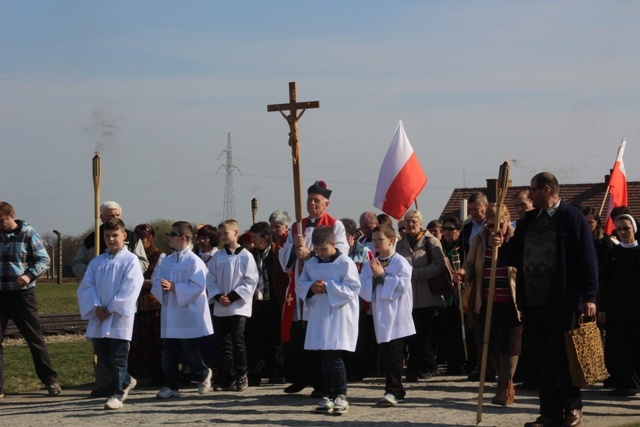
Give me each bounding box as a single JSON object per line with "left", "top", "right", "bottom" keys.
{"left": 372, "top": 237, "right": 388, "bottom": 243}
{"left": 616, "top": 226, "right": 633, "bottom": 232}
{"left": 166, "top": 231, "right": 192, "bottom": 238}
{"left": 442, "top": 226, "right": 456, "bottom": 232}
{"left": 485, "top": 223, "right": 506, "bottom": 229}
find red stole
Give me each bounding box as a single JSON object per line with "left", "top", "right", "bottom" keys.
{"left": 280, "top": 213, "right": 337, "bottom": 342}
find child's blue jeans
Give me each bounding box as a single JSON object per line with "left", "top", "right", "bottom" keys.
{"left": 320, "top": 349, "right": 347, "bottom": 398}
{"left": 92, "top": 337, "right": 132, "bottom": 398}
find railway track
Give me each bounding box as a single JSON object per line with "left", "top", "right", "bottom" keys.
{"left": 4, "top": 313, "right": 85, "bottom": 339}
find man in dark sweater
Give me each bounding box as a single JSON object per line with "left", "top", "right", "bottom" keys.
{"left": 507, "top": 172, "right": 597, "bottom": 427}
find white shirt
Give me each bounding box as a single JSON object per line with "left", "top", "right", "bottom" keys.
{"left": 77, "top": 247, "right": 144, "bottom": 341}
{"left": 207, "top": 246, "right": 259, "bottom": 317}
{"left": 297, "top": 253, "right": 360, "bottom": 351}
{"left": 151, "top": 247, "right": 213, "bottom": 339}
{"left": 360, "top": 253, "right": 416, "bottom": 343}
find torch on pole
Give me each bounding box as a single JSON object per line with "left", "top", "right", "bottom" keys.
{"left": 476, "top": 161, "right": 510, "bottom": 425}
{"left": 251, "top": 197, "right": 258, "bottom": 225}
{"left": 93, "top": 153, "right": 102, "bottom": 258}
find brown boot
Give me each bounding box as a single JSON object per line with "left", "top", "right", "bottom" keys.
{"left": 491, "top": 379, "right": 515, "bottom": 406}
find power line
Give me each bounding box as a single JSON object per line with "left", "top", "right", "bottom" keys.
{"left": 217, "top": 132, "right": 241, "bottom": 221}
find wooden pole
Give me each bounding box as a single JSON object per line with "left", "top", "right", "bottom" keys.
{"left": 476, "top": 161, "right": 510, "bottom": 426}
{"left": 598, "top": 185, "right": 610, "bottom": 218}
{"left": 251, "top": 197, "right": 258, "bottom": 225}
{"left": 267, "top": 81, "right": 320, "bottom": 241}
{"left": 92, "top": 153, "right": 102, "bottom": 258}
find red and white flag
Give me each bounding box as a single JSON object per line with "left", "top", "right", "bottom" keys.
{"left": 604, "top": 138, "right": 628, "bottom": 234}
{"left": 374, "top": 121, "right": 427, "bottom": 220}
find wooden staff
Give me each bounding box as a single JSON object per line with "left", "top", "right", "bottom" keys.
{"left": 92, "top": 153, "right": 102, "bottom": 257}
{"left": 267, "top": 82, "right": 320, "bottom": 248}
{"left": 476, "top": 161, "right": 510, "bottom": 426}
{"left": 251, "top": 197, "right": 258, "bottom": 224}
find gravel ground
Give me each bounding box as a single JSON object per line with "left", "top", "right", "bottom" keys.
{"left": 1, "top": 374, "right": 638, "bottom": 427}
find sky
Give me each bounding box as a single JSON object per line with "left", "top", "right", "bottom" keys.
{"left": 1, "top": 0, "right": 639, "bottom": 239}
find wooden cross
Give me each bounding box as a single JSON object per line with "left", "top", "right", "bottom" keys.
{"left": 267, "top": 82, "right": 320, "bottom": 226}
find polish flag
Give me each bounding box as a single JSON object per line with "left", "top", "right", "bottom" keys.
{"left": 374, "top": 121, "right": 427, "bottom": 220}
{"left": 604, "top": 138, "right": 628, "bottom": 234}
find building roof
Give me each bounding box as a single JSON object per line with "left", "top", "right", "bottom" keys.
{"left": 440, "top": 178, "right": 640, "bottom": 222}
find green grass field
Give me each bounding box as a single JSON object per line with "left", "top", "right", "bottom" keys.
{"left": 35, "top": 282, "right": 80, "bottom": 313}
{"left": 3, "top": 282, "right": 91, "bottom": 394}
{"left": 3, "top": 339, "right": 94, "bottom": 394}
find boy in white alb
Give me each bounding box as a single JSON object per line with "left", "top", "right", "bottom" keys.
{"left": 297, "top": 226, "right": 360, "bottom": 415}
{"left": 151, "top": 221, "right": 214, "bottom": 399}
{"left": 207, "top": 219, "right": 259, "bottom": 391}
{"left": 77, "top": 218, "right": 144, "bottom": 410}
{"left": 360, "top": 225, "right": 415, "bottom": 406}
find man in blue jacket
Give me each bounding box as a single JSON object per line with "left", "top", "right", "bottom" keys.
{"left": 507, "top": 172, "right": 597, "bottom": 427}
{"left": 0, "top": 201, "right": 61, "bottom": 398}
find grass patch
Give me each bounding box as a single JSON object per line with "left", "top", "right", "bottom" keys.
{"left": 35, "top": 282, "right": 80, "bottom": 313}
{"left": 3, "top": 339, "right": 94, "bottom": 394}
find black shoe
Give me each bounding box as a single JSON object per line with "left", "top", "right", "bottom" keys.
{"left": 268, "top": 377, "right": 286, "bottom": 384}
{"left": 235, "top": 375, "right": 248, "bottom": 391}
{"left": 284, "top": 382, "right": 307, "bottom": 393}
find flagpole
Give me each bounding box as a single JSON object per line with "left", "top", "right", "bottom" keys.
{"left": 598, "top": 185, "right": 610, "bottom": 218}
{"left": 476, "top": 161, "right": 510, "bottom": 426}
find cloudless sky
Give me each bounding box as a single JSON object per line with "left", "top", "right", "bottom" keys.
{"left": 1, "top": 0, "right": 639, "bottom": 240}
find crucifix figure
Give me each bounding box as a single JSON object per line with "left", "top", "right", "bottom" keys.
{"left": 267, "top": 81, "right": 320, "bottom": 226}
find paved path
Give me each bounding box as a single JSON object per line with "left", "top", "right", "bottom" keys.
{"left": 1, "top": 375, "right": 639, "bottom": 427}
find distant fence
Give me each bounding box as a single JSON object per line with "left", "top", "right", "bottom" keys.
{"left": 5, "top": 313, "right": 84, "bottom": 339}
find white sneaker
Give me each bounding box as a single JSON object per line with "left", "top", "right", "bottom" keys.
{"left": 104, "top": 396, "right": 123, "bottom": 410}
{"left": 122, "top": 377, "right": 137, "bottom": 402}
{"left": 156, "top": 387, "right": 181, "bottom": 399}
{"left": 198, "top": 368, "right": 212, "bottom": 395}
{"left": 315, "top": 396, "right": 334, "bottom": 413}
{"left": 378, "top": 393, "right": 399, "bottom": 406}
{"left": 333, "top": 395, "right": 349, "bottom": 414}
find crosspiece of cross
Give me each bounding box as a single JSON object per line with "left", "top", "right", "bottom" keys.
{"left": 267, "top": 81, "right": 320, "bottom": 225}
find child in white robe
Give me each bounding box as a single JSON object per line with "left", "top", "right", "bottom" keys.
{"left": 360, "top": 225, "right": 416, "bottom": 406}
{"left": 297, "top": 226, "right": 360, "bottom": 415}
{"left": 207, "top": 219, "right": 258, "bottom": 391}
{"left": 77, "top": 218, "right": 144, "bottom": 410}
{"left": 151, "top": 221, "right": 214, "bottom": 399}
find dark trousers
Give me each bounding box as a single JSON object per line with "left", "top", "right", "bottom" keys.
{"left": 161, "top": 338, "right": 209, "bottom": 390}
{"left": 524, "top": 307, "right": 582, "bottom": 423}
{"left": 283, "top": 320, "right": 323, "bottom": 389}
{"left": 246, "top": 308, "right": 283, "bottom": 381}
{"left": 380, "top": 338, "right": 406, "bottom": 399}
{"left": 436, "top": 305, "right": 466, "bottom": 372}
{"left": 321, "top": 350, "right": 347, "bottom": 398}
{"left": 93, "top": 338, "right": 131, "bottom": 398}
{"left": 345, "top": 311, "right": 379, "bottom": 380}
{"left": 0, "top": 288, "right": 58, "bottom": 394}
{"left": 213, "top": 315, "right": 248, "bottom": 386}
{"left": 407, "top": 306, "right": 438, "bottom": 375}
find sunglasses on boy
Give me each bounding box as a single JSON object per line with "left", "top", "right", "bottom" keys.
{"left": 166, "top": 231, "right": 192, "bottom": 238}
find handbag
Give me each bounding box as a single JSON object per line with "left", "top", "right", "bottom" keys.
{"left": 564, "top": 315, "right": 609, "bottom": 387}
{"left": 425, "top": 245, "right": 455, "bottom": 295}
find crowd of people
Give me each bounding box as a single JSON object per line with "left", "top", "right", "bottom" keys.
{"left": 0, "top": 171, "right": 638, "bottom": 425}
